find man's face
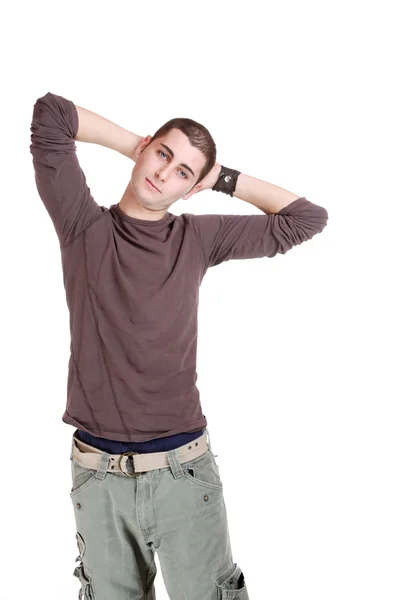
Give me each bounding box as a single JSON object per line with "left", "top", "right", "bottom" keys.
{"left": 130, "top": 128, "right": 207, "bottom": 210}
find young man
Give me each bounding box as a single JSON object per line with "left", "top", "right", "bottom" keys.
{"left": 30, "top": 92, "right": 328, "bottom": 600}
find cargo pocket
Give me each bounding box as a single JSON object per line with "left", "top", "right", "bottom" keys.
{"left": 73, "top": 532, "right": 95, "bottom": 599}
{"left": 215, "top": 562, "right": 249, "bottom": 599}
{"left": 73, "top": 563, "right": 95, "bottom": 599}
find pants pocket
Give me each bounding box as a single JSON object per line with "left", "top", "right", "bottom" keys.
{"left": 73, "top": 532, "right": 95, "bottom": 599}
{"left": 216, "top": 562, "right": 249, "bottom": 599}
{"left": 70, "top": 459, "right": 97, "bottom": 495}
{"left": 182, "top": 450, "right": 224, "bottom": 491}
{"left": 73, "top": 563, "right": 95, "bottom": 599}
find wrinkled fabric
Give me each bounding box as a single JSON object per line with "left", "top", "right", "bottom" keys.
{"left": 30, "top": 92, "right": 329, "bottom": 442}
{"left": 69, "top": 430, "right": 248, "bottom": 599}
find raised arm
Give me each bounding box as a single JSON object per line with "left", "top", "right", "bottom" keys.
{"left": 185, "top": 161, "right": 307, "bottom": 215}
{"left": 74, "top": 104, "right": 143, "bottom": 160}
{"left": 232, "top": 173, "right": 302, "bottom": 214}
{"left": 188, "top": 166, "right": 328, "bottom": 268}
{"left": 30, "top": 92, "right": 143, "bottom": 247}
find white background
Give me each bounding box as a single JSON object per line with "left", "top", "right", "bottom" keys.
{"left": 1, "top": 1, "right": 399, "bottom": 599}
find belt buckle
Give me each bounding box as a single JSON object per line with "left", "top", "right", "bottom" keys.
{"left": 118, "top": 451, "right": 140, "bottom": 477}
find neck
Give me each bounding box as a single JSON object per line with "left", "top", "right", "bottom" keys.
{"left": 118, "top": 180, "right": 169, "bottom": 221}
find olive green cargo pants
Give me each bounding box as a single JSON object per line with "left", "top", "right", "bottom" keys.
{"left": 69, "top": 429, "right": 249, "bottom": 599}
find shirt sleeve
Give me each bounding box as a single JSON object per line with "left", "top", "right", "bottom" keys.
{"left": 29, "top": 92, "right": 104, "bottom": 247}
{"left": 189, "top": 197, "right": 329, "bottom": 268}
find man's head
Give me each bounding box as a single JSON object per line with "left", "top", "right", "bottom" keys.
{"left": 129, "top": 117, "right": 216, "bottom": 213}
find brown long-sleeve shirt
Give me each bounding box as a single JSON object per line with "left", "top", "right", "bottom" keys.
{"left": 30, "top": 92, "right": 329, "bottom": 442}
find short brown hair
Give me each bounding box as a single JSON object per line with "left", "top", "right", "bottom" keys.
{"left": 149, "top": 118, "right": 216, "bottom": 187}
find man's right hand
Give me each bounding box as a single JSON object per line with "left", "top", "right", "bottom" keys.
{"left": 123, "top": 134, "right": 149, "bottom": 162}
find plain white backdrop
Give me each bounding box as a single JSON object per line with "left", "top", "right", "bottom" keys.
{"left": 1, "top": 1, "right": 399, "bottom": 599}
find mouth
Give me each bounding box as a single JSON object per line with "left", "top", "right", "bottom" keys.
{"left": 145, "top": 178, "right": 160, "bottom": 192}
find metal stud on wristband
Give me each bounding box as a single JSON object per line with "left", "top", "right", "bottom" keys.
{"left": 212, "top": 165, "right": 241, "bottom": 197}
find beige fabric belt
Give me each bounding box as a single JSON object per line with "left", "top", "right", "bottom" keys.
{"left": 71, "top": 431, "right": 210, "bottom": 477}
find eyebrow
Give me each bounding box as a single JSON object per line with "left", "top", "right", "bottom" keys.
{"left": 159, "top": 143, "right": 195, "bottom": 177}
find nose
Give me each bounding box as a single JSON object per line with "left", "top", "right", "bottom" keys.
{"left": 155, "top": 164, "right": 174, "bottom": 183}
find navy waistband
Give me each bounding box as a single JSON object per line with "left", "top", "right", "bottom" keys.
{"left": 75, "top": 428, "right": 206, "bottom": 454}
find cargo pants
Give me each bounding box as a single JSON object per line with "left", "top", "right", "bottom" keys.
{"left": 69, "top": 428, "right": 249, "bottom": 599}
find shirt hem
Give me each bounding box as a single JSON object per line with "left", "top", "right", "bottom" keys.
{"left": 62, "top": 411, "right": 208, "bottom": 443}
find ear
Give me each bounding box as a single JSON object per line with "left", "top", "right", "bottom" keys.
{"left": 182, "top": 183, "right": 203, "bottom": 200}
{"left": 133, "top": 135, "right": 152, "bottom": 161}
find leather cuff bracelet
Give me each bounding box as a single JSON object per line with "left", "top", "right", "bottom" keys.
{"left": 211, "top": 165, "right": 241, "bottom": 197}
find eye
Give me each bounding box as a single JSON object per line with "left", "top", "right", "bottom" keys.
{"left": 158, "top": 150, "right": 187, "bottom": 179}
